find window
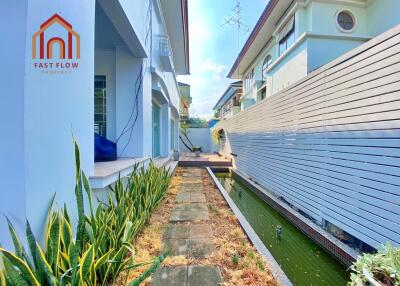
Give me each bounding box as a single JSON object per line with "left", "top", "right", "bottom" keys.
{"left": 337, "top": 11, "right": 355, "bottom": 32}
{"left": 243, "top": 68, "right": 254, "bottom": 94}
{"left": 278, "top": 28, "right": 295, "bottom": 56}
{"left": 262, "top": 55, "right": 272, "bottom": 80}
{"left": 278, "top": 16, "right": 295, "bottom": 56}
{"left": 94, "top": 76, "right": 107, "bottom": 137}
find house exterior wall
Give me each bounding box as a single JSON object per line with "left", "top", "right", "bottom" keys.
{"left": 238, "top": 0, "right": 400, "bottom": 110}
{"left": 0, "top": 0, "right": 28, "bottom": 249}
{"left": 367, "top": 0, "right": 400, "bottom": 36}
{"left": 0, "top": 0, "right": 185, "bottom": 249}
{"left": 24, "top": 0, "right": 95, "bottom": 244}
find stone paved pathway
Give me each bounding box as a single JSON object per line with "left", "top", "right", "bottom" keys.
{"left": 151, "top": 168, "right": 223, "bottom": 286}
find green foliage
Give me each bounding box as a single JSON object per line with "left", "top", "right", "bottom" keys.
{"left": 231, "top": 254, "right": 240, "bottom": 266}
{"left": 0, "top": 140, "right": 171, "bottom": 285}
{"left": 211, "top": 128, "right": 223, "bottom": 145}
{"left": 349, "top": 243, "right": 400, "bottom": 286}
{"left": 256, "top": 259, "right": 265, "bottom": 271}
{"left": 192, "top": 147, "right": 202, "bottom": 152}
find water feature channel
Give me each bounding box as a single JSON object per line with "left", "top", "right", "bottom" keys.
{"left": 215, "top": 172, "right": 349, "bottom": 286}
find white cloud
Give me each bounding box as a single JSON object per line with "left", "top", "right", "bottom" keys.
{"left": 177, "top": 0, "right": 234, "bottom": 119}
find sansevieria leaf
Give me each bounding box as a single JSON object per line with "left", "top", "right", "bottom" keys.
{"left": 35, "top": 242, "right": 55, "bottom": 284}
{"left": 2, "top": 254, "right": 30, "bottom": 286}
{"left": 26, "top": 221, "right": 47, "bottom": 284}
{"left": 0, "top": 248, "right": 40, "bottom": 286}
{"left": 5, "top": 217, "right": 26, "bottom": 260}
{"left": 47, "top": 213, "right": 61, "bottom": 270}
{"left": 94, "top": 249, "right": 112, "bottom": 271}
{"left": 0, "top": 267, "right": 6, "bottom": 286}
{"left": 79, "top": 245, "right": 95, "bottom": 281}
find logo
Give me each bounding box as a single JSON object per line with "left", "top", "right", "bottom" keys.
{"left": 32, "top": 14, "right": 80, "bottom": 74}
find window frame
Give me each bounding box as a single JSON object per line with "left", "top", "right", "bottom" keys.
{"left": 278, "top": 25, "right": 295, "bottom": 56}
{"left": 262, "top": 55, "right": 272, "bottom": 80}
{"left": 335, "top": 10, "right": 356, "bottom": 33}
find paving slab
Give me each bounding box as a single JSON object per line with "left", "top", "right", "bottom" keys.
{"left": 164, "top": 224, "right": 190, "bottom": 239}
{"left": 164, "top": 239, "right": 189, "bottom": 256}
{"left": 189, "top": 192, "right": 206, "bottom": 203}
{"left": 187, "top": 266, "right": 223, "bottom": 286}
{"left": 172, "top": 203, "right": 208, "bottom": 212}
{"left": 189, "top": 224, "right": 213, "bottom": 239}
{"left": 151, "top": 266, "right": 187, "bottom": 286}
{"left": 170, "top": 210, "right": 209, "bottom": 222}
{"left": 181, "top": 183, "right": 204, "bottom": 191}
{"left": 176, "top": 192, "right": 191, "bottom": 203}
{"left": 176, "top": 192, "right": 206, "bottom": 203}
{"left": 189, "top": 238, "right": 216, "bottom": 259}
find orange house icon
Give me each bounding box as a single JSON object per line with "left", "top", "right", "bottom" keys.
{"left": 32, "top": 14, "right": 80, "bottom": 60}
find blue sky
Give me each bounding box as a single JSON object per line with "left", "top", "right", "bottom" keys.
{"left": 177, "top": 0, "right": 268, "bottom": 119}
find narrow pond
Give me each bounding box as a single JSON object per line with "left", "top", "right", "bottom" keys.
{"left": 215, "top": 172, "right": 349, "bottom": 286}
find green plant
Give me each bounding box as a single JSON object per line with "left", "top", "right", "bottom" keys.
{"left": 231, "top": 254, "right": 240, "bottom": 266}
{"left": 192, "top": 147, "right": 202, "bottom": 152}
{"left": 256, "top": 259, "right": 265, "bottom": 271}
{"left": 91, "top": 162, "right": 171, "bottom": 284}
{"left": 211, "top": 128, "right": 223, "bottom": 145}
{"left": 349, "top": 243, "right": 400, "bottom": 286}
{"left": 0, "top": 140, "right": 171, "bottom": 286}
{"left": 246, "top": 251, "right": 256, "bottom": 259}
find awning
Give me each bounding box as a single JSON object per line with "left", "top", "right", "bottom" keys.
{"left": 277, "top": 16, "right": 295, "bottom": 42}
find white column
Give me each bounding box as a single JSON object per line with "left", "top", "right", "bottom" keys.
{"left": 115, "top": 46, "right": 145, "bottom": 158}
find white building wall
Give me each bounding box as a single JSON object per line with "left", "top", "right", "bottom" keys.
{"left": 179, "top": 128, "right": 219, "bottom": 153}
{"left": 115, "top": 46, "right": 146, "bottom": 158}
{"left": 25, "top": 0, "right": 95, "bottom": 242}
{"left": 367, "top": 0, "right": 400, "bottom": 36}
{"left": 0, "top": 1, "right": 28, "bottom": 249}
{"left": 309, "top": 1, "right": 368, "bottom": 36}
{"left": 0, "top": 0, "right": 185, "bottom": 248}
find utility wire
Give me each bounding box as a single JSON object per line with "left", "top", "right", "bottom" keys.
{"left": 116, "top": 0, "right": 153, "bottom": 157}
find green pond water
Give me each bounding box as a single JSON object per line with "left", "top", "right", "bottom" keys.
{"left": 215, "top": 172, "right": 349, "bottom": 286}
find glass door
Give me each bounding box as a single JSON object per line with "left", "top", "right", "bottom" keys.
{"left": 152, "top": 103, "right": 161, "bottom": 157}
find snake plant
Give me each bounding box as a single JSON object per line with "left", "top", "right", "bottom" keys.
{"left": 0, "top": 139, "right": 171, "bottom": 285}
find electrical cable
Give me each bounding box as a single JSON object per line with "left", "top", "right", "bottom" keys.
{"left": 116, "top": 0, "right": 153, "bottom": 157}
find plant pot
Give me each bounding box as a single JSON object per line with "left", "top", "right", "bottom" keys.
{"left": 195, "top": 150, "right": 201, "bottom": 157}
{"left": 363, "top": 268, "right": 384, "bottom": 286}
{"left": 173, "top": 150, "right": 179, "bottom": 161}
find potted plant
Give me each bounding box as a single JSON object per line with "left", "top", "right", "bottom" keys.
{"left": 349, "top": 243, "right": 399, "bottom": 286}
{"left": 192, "top": 146, "right": 202, "bottom": 157}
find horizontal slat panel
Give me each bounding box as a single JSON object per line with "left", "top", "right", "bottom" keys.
{"left": 218, "top": 26, "right": 400, "bottom": 249}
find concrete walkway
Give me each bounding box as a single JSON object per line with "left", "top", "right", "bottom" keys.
{"left": 151, "top": 168, "right": 223, "bottom": 286}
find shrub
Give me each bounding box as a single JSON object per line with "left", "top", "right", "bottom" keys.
{"left": 0, "top": 140, "right": 171, "bottom": 285}
{"left": 349, "top": 243, "right": 400, "bottom": 286}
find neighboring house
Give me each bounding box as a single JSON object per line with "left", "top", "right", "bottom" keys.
{"left": 178, "top": 82, "right": 192, "bottom": 122}
{"left": 213, "top": 81, "right": 242, "bottom": 119}
{"left": 0, "top": 0, "right": 189, "bottom": 248}
{"left": 228, "top": 0, "right": 400, "bottom": 110}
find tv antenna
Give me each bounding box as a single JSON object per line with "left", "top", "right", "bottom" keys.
{"left": 221, "top": 0, "right": 250, "bottom": 56}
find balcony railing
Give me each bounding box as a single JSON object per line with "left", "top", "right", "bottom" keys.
{"left": 154, "top": 35, "right": 173, "bottom": 71}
